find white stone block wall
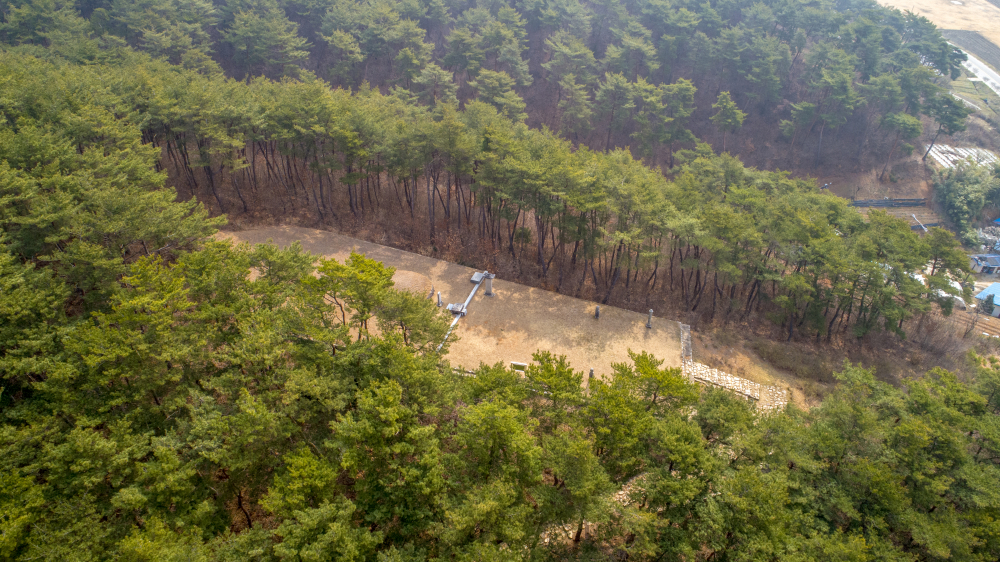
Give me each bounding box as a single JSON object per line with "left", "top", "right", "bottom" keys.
{"left": 678, "top": 325, "right": 789, "bottom": 411}
{"left": 681, "top": 361, "right": 789, "bottom": 411}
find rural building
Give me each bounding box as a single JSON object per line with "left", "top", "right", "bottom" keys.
{"left": 975, "top": 283, "right": 1000, "bottom": 317}
{"left": 971, "top": 255, "right": 1000, "bottom": 274}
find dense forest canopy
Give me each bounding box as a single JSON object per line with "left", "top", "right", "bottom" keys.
{"left": 0, "top": 0, "right": 976, "bottom": 165}
{"left": 3, "top": 0, "right": 1000, "bottom": 559}
{"left": 1, "top": 68, "right": 1000, "bottom": 556}
{"left": 0, "top": 0, "right": 986, "bottom": 343}
{"left": 1, "top": 83, "right": 1000, "bottom": 556}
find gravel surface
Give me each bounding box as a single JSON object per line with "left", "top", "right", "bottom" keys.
{"left": 217, "top": 226, "right": 682, "bottom": 378}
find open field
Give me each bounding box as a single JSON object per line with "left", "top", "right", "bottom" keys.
{"left": 952, "top": 73, "right": 1000, "bottom": 119}
{"left": 943, "top": 30, "right": 1000, "bottom": 74}
{"left": 217, "top": 226, "right": 682, "bottom": 379}
{"left": 929, "top": 308, "right": 1000, "bottom": 337}
{"left": 876, "top": 0, "right": 1000, "bottom": 55}
{"left": 956, "top": 45, "right": 1000, "bottom": 98}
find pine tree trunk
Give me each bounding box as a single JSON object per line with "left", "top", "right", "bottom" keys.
{"left": 922, "top": 127, "right": 943, "bottom": 161}
{"left": 427, "top": 166, "right": 435, "bottom": 244}
{"left": 880, "top": 131, "right": 902, "bottom": 181}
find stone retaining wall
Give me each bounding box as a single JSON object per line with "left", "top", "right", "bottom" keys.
{"left": 680, "top": 323, "right": 693, "bottom": 361}
{"left": 678, "top": 324, "right": 788, "bottom": 411}
{"left": 682, "top": 360, "right": 788, "bottom": 411}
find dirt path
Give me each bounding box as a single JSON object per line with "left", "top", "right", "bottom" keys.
{"left": 216, "top": 226, "right": 681, "bottom": 378}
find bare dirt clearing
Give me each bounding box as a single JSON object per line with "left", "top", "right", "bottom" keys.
{"left": 217, "top": 226, "right": 682, "bottom": 379}
{"left": 819, "top": 158, "right": 933, "bottom": 202}
{"left": 216, "top": 226, "right": 975, "bottom": 409}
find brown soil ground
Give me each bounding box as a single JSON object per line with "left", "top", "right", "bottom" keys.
{"left": 216, "top": 225, "right": 987, "bottom": 409}
{"left": 216, "top": 226, "right": 681, "bottom": 380}
{"left": 691, "top": 331, "right": 828, "bottom": 408}
{"left": 876, "top": 0, "right": 1000, "bottom": 51}
{"left": 814, "top": 157, "right": 945, "bottom": 229}
{"left": 691, "top": 317, "right": 979, "bottom": 407}
{"left": 819, "top": 159, "right": 934, "bottom": 202}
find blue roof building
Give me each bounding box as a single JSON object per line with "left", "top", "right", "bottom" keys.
{"left": 975, "top": 283, "right": 1000, "bottom": 316}
{"left": 971, "top": 255, "right": 1000, "bottom": 274}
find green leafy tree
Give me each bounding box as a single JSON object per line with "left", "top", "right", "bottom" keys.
{"left": 878, "top": 112, "right": 923, "bottom": 180}
{"left": 556, "top": 73, "right": 593, "bottom": 141}
{"left": 328, "top": 379, "right": 446, "bottom": 541}
{"left": 273, "top": 498, "right": 382, "bottom": 561}
{"left": 780, "top": 101, "right": 815, "bottom": 145}
{"left": 320, "top": 29, "right": 365, "bottom": 83}
{"left": 524, "top": 351, "right": 584, "bottom": 432}
{"left": 595, "top": 72, "right": 635, "bottom": 150}
{"left": 542, "top": 29, "right": 598, "bottom": 87}
{"left": 468, "top": 69, "right": 526, "bottom": 121}
{"left": 934, "top": 160, "right": 1000, "bottom": 244}
{"left": 856, "top": 74, "right": 903, "bottom": 158}
{"left": 108, "top": 0, "right": 218, "bottom": 64}
{"left": 603, "top": 21, "right": 659, "bottom": 80}
{"left": 413, "top": 62, "right": 458, "bottom": 106}
{"left": 661, "top": 78, "right": 698, "bottom": 167}
{"left": 710, "top": 90, "right": 745, "bottom": 152}
{"left": 223, "top": 9, "right": 310, "bottom": 79}
{"left": 442, "top": 27, "right": 484, "bottom": 79}
{"left": 922, "top": 94, "right": 973, "bottom": 161}
{"left": 314, "top": 252, "right": 397, "bottom": 336}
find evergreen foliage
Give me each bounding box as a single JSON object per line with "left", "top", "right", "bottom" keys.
{"left": 0, "top": 1, "right": 995, "bottom": 559}
{"left": 0, "top": 0, "right": 970, "bottom": 163}
{"left": 934, "top": 160, "right": 1000, "bottom": 245}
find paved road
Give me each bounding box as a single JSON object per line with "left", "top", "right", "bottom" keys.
{"left": 958, "top": 47, "right": 1000, "bottom": 97}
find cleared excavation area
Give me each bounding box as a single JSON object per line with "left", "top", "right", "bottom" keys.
{"left": 217, "top": 226, "right": 682, "bottom": 378}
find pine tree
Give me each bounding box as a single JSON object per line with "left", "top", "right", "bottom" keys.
{"left": 710, "top": 91, "right": 745, "bottom": 152}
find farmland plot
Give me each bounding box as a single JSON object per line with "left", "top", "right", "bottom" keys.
{"left": 942, "top": 30, "right": 1000, "bottom": 73}
{"left": 925, "top": 144, "right": 999, "bottom": 167}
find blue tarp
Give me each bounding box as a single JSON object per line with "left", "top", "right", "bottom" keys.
{"left": 993, "top": 218, "right": 1000, "bottom": 223}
